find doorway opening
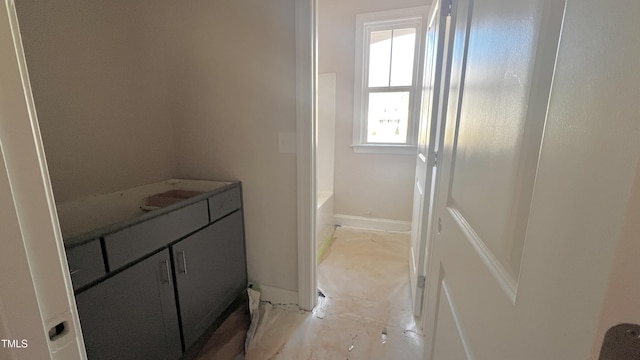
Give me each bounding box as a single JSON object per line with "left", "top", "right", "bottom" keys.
{"left": 305, "top": 0, "right": 457, "bottom": 342}
{"left": 309, "top": 0, "right": 446, "bottom": 348}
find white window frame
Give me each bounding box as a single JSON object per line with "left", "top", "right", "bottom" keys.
{"left": 352, "top": 6, "right": 428, "bottom": 154}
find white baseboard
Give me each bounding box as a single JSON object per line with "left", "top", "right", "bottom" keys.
{"left": 334, "top": 214, "right": 411, "bottom": 232}
{"left": 258, "top": 285, "right": 299, "bottom": 305}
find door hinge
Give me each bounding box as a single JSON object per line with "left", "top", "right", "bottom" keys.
{"left": 442, "top": 0, "right": 453, "bottom": 17}
{"left": 433, "top": 150, "right": 439, "bottom": 167}
{"left": 417, "top": 275, "right": 426, "bottom": 289}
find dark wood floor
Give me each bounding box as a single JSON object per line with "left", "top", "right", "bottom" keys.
{"left": 180, "top": 298, "right": 250, "bottom": 360}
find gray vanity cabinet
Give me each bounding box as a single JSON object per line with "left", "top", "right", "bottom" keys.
{"left": 75, "top": 250, "right": 182, "bottom": 360}
{"left": 172, "top": 211, "right": 247, "bottom": 349}
{"left": 65, "top": 181, "right": 246, "bottom": 359}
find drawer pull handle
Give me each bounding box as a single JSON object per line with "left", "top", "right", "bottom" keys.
{"left": 69, "top": 269, "right": 80, "bottom": 276}
{"left": 160, "top": 260, "right": 171, "bottom": 284}
{"left": 178, "top": 251, "right": 188, "bottom": 275}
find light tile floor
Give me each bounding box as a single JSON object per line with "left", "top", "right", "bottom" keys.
{"left": 244, "top": 226, "right": 424, "bottom": 360}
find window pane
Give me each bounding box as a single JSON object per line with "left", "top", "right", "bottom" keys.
{"left": 367, "top": 92, "right": 410, "bottom": 143}
{"left": 368, "top": 30, "right": 392, "bottom": 87}
{"left": 390, "top": 28, "right": 416, "bottom": 86}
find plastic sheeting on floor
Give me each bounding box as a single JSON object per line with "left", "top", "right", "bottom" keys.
{"left": 244, "top": 227, "right": 424, "bottom": 360}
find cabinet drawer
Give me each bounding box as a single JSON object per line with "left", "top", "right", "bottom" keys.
{"left": 208, "top": 187, "right": 241, "bottom": 222}
{"left": 104, "top": 200, "right": 209, "bottom": 270}
{"left": 66, "top": 240, "right": 105, "bottom": 290}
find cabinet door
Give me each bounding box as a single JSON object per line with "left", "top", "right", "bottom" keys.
{"left": 75, "top": 250, "right": 182, "bottom": 360}
{"left": 172, "top": 211, "right": 247, "bottom": 349}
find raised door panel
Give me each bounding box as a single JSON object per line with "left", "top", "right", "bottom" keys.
{"left": 173, "top": 211, "right": 247, "bottom": 349}
{"left": 426, "top": 0, "right": 581, "bottom": 358}
{"left": 75, "top": 250, "right": 182, "bottom": 360}
{"left": 432, "top": 275, "right": 470, "bottom": 360}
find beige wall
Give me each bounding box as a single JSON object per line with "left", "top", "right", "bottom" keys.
{"left": 165, "top": 0, "right": 299, "bottom": 293}
{"left": 318, "top": 0, "right": 429, "bottom": 221}
{"left": 16, "top": 0, "right": 177, "bottom": 202}
{"left": 17, "top": 0, "right": 299, "bottom": 296}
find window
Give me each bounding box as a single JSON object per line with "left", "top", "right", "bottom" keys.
{"left": 352, "top": 7, "right": 428, "bottom": 154}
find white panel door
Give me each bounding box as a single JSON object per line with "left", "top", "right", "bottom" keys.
{"left": 0, "top": 2, "right": 85, "bottom": 359}
{"left": 0, "top": 141, "right": 51, "bottom": 360}
{"left": 409, "top": 0, "right": 449, "bottom": 316}
{"left": 424, "top": 0, "right": 640, "bottom": 358}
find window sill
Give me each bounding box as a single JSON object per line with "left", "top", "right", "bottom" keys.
{"left": 351, "top": 144, "right": 417, "bottom": 155}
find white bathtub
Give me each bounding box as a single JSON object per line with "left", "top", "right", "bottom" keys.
{"left": 317, "top": 191, "right": 334, "bottom": 251}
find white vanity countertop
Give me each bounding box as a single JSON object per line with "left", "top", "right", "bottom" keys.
{"left": 56, "top": 179, "right": 233, "bottom": 245}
